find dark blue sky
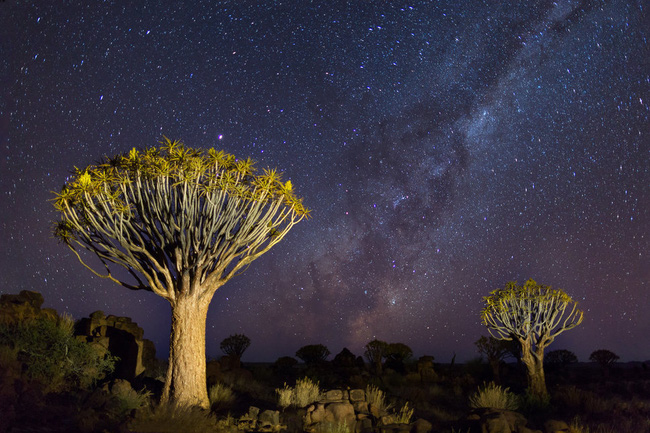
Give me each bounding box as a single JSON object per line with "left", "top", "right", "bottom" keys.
{"left": 1, "top": 1, "right": 648, "bottom": 363}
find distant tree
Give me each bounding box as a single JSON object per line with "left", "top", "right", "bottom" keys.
{"left": 545, "top": 349, "right": 578, "bottom": 369}
{"left": 385, "top": 342, "right": 413, "bottom": 373}
{"left": 589, "top": 349, "right": 619, "bottom": 368}
{"left": 475, "top": 335, "right": 511, "bottom": 383}
{"left": 481, "top": 279, "right": 584, "bottom": 400}
{"left": 52, "top": 139, "right": 309, "bottom": 408}
{"left": 364, "top": 339, "right": 389, "bottom": 375}
{"left": 220, "top": 334, "right": 251, "bottom": 366}
{"left": 295, "top": 344, "right": 330, "bottom": 364}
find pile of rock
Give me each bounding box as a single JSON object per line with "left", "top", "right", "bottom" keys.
{"left": 0, "top": 290, "right": 58, "bottom": 324}
{"left": 75, "top": 310, "right": 157, "bottom": 381}
{"left": 303, "top": 389, "right": 431, "bottom": 433}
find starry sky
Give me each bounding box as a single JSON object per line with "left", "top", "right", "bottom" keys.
{"left": 1, "top": 1, "right": 648, "bottom": 364}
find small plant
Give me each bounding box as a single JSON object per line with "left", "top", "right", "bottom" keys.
{"left": 395, "top": 401, "right": 414, "bottom": 424}
{"left": 469, "top": 382, "right": 518, "bottom": 411}
{"left": 209, "top": 382, "right": 235, "bottom": 408}
{"left": 366, "top": 385, "right": 393, "bottom": 415}
{"left": 275, "top": 377, "right": 320, "bottom": 408}
{"left": 276, "top": 383, "right": 293, "bottom": 409}
{"left": 112, "top": 384, "right": 152, "bottom": 416}
{"left": 316, "top": 421, "right": 351, "bottom": 433}
{"left": 128, "top": 403, "right": 220, "bottom": 433}
{"left": 294, "top": 377, "right": 321, "bottom": 407}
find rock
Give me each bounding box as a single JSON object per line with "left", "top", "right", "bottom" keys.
{"left": 349, "top": 389, "right": 365, "bottom": 402}
{"left": 544, "top": 419, "right": 569, "bottom": 433}
{"left": 417, "top": 356, "right": 437, "bottom": 382}
{"left": 74, "top": 312, "right": 156, "bottom": 381}
{"left": 410, "top": 418, "right": 432, "bottom": 433}
{"left": 484, "top": 411, "right": 512, "bottom": 433}
{"left": 325, "top": 389, "right": 344, "bottom": 401}
{"left": 0, "top": 290, "right": 46, "bottom": 323}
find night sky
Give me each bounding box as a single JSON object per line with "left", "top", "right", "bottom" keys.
{"left": 1, "top": 1, "right": 648, "bottom": 364}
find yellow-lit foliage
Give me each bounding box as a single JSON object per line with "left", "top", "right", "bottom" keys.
{"left": 480, "top": 279, "right": 583, "bottom": 345}
{"left": 51, "top": 137, "right": 310, "bottom": 301}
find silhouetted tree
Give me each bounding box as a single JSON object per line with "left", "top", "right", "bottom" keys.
{"left": 220, "top": 333, "right": 251, "bottom": 367}
{"left": 475, "top": 335, "right": 511, "bottom": 383}
{"left": 295, "top": 344, "right": 330, "bottom": 364}
{"left": 364, "top": 339, "right": 388, "bottom": 375}
{"left": 545, "top": 349, "right": 578, "bottom": 368}
{"left": 385, "top": 342, "right": 413, "bottom": 373}
{"left": 589, "top": 349, "right": 619, "bottom": 367}
{"left": 481, "top": 279, "right": 584, "bottom": 400}
{"left": 52, "top": 139, "right": 309, "bottom": 408}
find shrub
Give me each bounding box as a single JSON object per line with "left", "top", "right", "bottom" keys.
{"left": 111, "top": 383, "right": 152, "bottom": 416}
{"left": 128, "top": 403, "right": 219, "bottom": 433}
{"left": 469, "top": 382, "right": 518, "bottom": 411}
{"left": 294, "top": 377, "right": 321, "bottom": 407}
{"left": 276, "top": 383, "right": 293, "bottom": 409}
{"left": 316, "top": 421, "right": 351, "bottom": 433}
{"left": 395, "top": 402, "right": 414, "bottom": 424}
{"left": 0, "top": 315, "right": 116, "bottom": 392}
{"left": 209, "top": 382, "right": 235, "bottom": 408}
{"left": 366, "top": 385, "right": 393, "bottom": 415}
{"left": 275, "top": 377, "right": 321, "bottom": 408}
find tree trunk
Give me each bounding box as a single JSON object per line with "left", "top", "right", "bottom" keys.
{"left": 520, "top": 342, "right": 547, "bottom": 399}
{"left": 161, "top": 293, "right": 211, "bottom": 408}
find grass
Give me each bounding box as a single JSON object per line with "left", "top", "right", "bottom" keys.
{"left": 395, "top": 401, "right": 414, "bottom": 424}
{"left": 128, "top": 403, "right": 220, "bottom": 433}
{"left": 208, "top": 382, "right": 235, "bottom": 409}
{"left": 365, "top": 384, "right": 393, "bottom": 415}
{"left": 275, "top": 376, "right": 321, "bottom": 408}
{"left": 468, "top": 382, "right": 519, "bottom": 411}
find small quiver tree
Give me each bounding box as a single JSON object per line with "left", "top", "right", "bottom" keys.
{"left": 364, "top": 339, "right": 388, "bottom": 375}
{"left": 220, "top": 333, "right": 251, "bottom": 368}
{"left": 295, "top": 344, "right": 330, "bottom": 365}
{"left": 52, "top": 138, "right": 310, "bottom": 408}
{"left": 480, "top": 279, "right": 583, "bottom": 400}
{"left": 475, "top": 335, "right": 512, "bottom": 384}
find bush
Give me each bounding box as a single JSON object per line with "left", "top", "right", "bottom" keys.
{"left": 366, "top": 385, "right": 393, "bottom": 415}
{"left": 128, "top": 403, "right": 220, "bottom": 433}
{"left": 469, "top": 382, "right": 518, "bottom": 411}
{"left": 111, "top": 382, "right": 152, "bottom": 416}
{"left": 0, "top": 315, "right": 116, "bottom": 392}
{"left": 395, "top": 402, "right": 414, "bottom": 424}
{"left": 275, "top": 377, "right": 321, "bottom": 408}
{"left": 208, "top": 382, "right": 235, "bottom": 409}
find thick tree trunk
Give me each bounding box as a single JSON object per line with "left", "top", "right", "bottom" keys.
{"left": 161, "top": 293, "right": 211, "bottom": 408}
{"left": 521, "top": 343, "right": 547, "bottom": 399}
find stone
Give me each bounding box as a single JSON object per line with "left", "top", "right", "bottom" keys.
{"left": 74, "top": 312, "right": 156, "bottom": 381}
{"left": 325, "top": 389, "right": 344, "bottom": 401}
{"left": 353, "top": 400, "right": 369, "bottom": 414}
{"left": 0, "top": 290, "right": 45, "bottom": 323}
{"left": 544, "top": 419, "right": 569, "bottom": 433}
{"left": 325, "top": 402, "right": 356, "bottom": 429}
{"left": 410, "top": 418, "right": 432, "bottom": 433}
{"left": 349, "top": 388, "right": 365, "bottom": 401}
{"left": 259, "top": 409, "right": 280, "bottom": 430}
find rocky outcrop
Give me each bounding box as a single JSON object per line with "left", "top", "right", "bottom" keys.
{"left": 302, "top": 388, "right": 431, "bottom": 433}
{"left": 0, "top": 290, "right": 58, "bottom": 324}
{"left": 75, "top": 310, "right": 156, "bottom": 381}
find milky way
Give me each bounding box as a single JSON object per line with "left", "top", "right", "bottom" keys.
{"left": 1, "top": 1, "right": 647, "bottom": 363}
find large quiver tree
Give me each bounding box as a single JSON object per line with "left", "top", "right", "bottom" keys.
{"left": 480, "top": 279, "right": 583, "bottom": 400}
{"left": 52, "top": 138, "right": 309, "bottom": 408}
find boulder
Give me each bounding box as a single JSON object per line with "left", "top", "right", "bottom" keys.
{"left": 544, "top": 419, "right": 569, "bottom": 433}
{"left": 74, "top": 312, "right": 156, "bottom": 381}
{"left": 410, "top": 418, "right": 432, "bottom": 433}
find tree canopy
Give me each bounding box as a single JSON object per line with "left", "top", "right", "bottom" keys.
{"left": 53, "top": 137, "right": 310, "bottom": 302}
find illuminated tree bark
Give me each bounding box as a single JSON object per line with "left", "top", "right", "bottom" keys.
{"left": 52, "top": 138, "right": 309, "bottom": 408}
{"left": 481, "top": 279, "right": 583, "bottom": 400}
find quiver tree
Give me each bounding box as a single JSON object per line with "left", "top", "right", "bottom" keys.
{"left": 475, "top": 335, "right": 512, "bottom": 383}
{"left": 52, "top": 138, "right": 310, "bottom": 408}
{"left": 364, "top": 339, "right": 388, "bottom": 375}
{"left": 295, "top": 344, "right": 330, "bottom": 364}
{"left": 220, "top": 333, "right": 251, "bottom": 368}
{"left": 481, "top": 279, "right": 583, "bottom": 400}
{"left": 589, "top": 349, "right": 619, "bottom": 368}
